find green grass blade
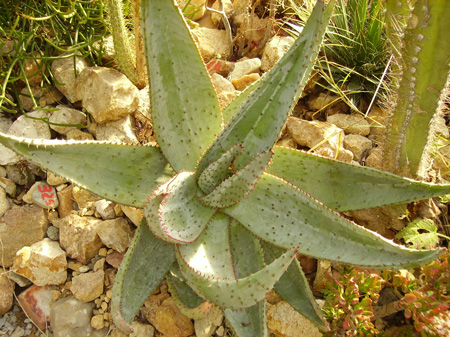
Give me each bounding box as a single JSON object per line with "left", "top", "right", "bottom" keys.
{"left": 268, "top": 147, "right": 450, "bottom": 212}
{"left": 0, "top": 133, "right": 173, "bottom": 207}
{"left": 224, "top": 174, "right": 444, "bottom": 270}
{"left": 141, "top": 0, "right": 222, "bottom": 172}
{"left": 111, "top": 220, "right": 175, "bottom": 328}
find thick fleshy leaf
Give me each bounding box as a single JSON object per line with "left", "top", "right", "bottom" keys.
{"left": 177, "top": 213, "right": 234, "bottom": 279}
{"left": 200, "top": 151, "right": 273, "bottom": 208}
{"left": 197, "top": 144, "right": 243, "bottom": 194}
{"left": 142, "top": 0, "right": 222, "bottom": 172}
{"left": 268, "top": 146, "right": 450, "bottom": 211}
{"left": 159, "top": 171, "right": 216, "bottom": 243}
{"left": 178, "top": 242, "right": 298, "bottom": 309}
{"left": 261, "top": 241, "right": 326, "bottom": 330}
{"left": 225, "top": 220, "right": 267, "bottom": 337}
{"left": 111, "top": 220, "right": 175, "bottom": 328}
{"left": 224, "top": 174, "right": 444, "bottom": 269}
{"left": 167, "top": 263, "right": 205, "bottom": 309}
{"left": 0, "top": 134, "right": 173, "bottom": 207}
{"left": 197, "top": 0, "right": 334, "bottom": 173}
{"left": 224, "top": 303, "right": 267, "bottom": 337}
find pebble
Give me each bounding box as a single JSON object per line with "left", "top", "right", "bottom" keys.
{"left": 261, "top": 35, "right": 295, "bottom": 71}
{"left": 327, "top": 113, "right": 371, "bottom": 136}
{"left": 49, "top": 104, "right": 87, "bottom": 135}
{"left": 32, "top": 181, "right": 59, "bottom": 208}
{"left": 96, "top": 217, "right": 134, "bottom": 253}
{"left": 228, "top": 58, "right": 261, "bottom": 81}
{"left": 70, "top": 270, "right": 104, "bottom": 302}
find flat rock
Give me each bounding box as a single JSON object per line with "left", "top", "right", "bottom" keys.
{"left": 0, "top": 272, "right": 14, "bottom": 315}
{"left": 95, "top": 114, "right": 139, "bottom": 144}
{"left": 96, "top": 217, "right": 133, "bottom": 253}
{"left": 51, "top": 52, "right": 90, "bottom": 103}
{"left": 327, "top": 113, "right": 370, "bottom": 136}
{"left": 55, "top": 213, "right": 103, "bottom": 264}
{"left": 9, "top": 109, "right": 52, "bottom": 139}
{"left": 0, "top": 204, "right": 49, "bottom": 267}
{"left": 343, "top": 134, "right": 373, "bottom": 162}
{"left": 267, "top": 301, "right": 322, "bottom": 337}
{"left": 49, "top": 105, "right": 87, "bottom": 135}
{"left": 12, "top": 238, "right": 67, "bottom": 286}
{"left": 75, "top": 66, "right": 139, "bottom": 123}
{"left": 191, "top": 27, "right": 232, "bottom": 62}
{"left": 261, "top": 36, "right": 295, "bottom": 72}
{"left": 18, "top": 285, "right": 54, "bottom": 331}
{"left": 143, "top": 296, "right": 194, "bottom": 337}
{"left": 70, "top": 270, "right": 104, "bottom": 303}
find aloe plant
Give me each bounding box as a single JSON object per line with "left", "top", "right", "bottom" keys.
{"left": 1, "top": 1, "right": 449, "bottom": 335}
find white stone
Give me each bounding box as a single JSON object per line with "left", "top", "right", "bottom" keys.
{"left": 95, "top": 199, "right": 116, "bottom": 220}
{"left": 261, "top": 36, "right": 295, "bottom": 72}
{"left": 12, "top": 238, "right": 67, "bottom": 286}
{"left": 228, "top": 58, "right": 261, "bottom": 81}
{"left": 49, "top": 105, "right": 87, "bottom": 135}
{"left": 211, "top": 73, "right": 235, "bottom": 94}
{"left": 9, "top": 110, "right": 51, "bottom": 139}
{"left": 95, "top": 115, "right": 138, "bottom": 144}
{"left": 51, "top": 52, "right": 90, "bottom": 103}
{"left": 75, "top": 66, "right": 139, "bottom": 123}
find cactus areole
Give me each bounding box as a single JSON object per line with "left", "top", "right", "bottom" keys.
{"left": 0, "top": 1, "right": 448, "bottom": 335}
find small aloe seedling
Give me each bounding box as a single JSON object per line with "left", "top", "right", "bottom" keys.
{"left": 1, "top": 1, "right": 449, "bottom": 335}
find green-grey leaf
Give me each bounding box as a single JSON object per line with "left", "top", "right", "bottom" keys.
{"left": 167, "top": 263, "right": 205, "bottom": 309}
{"left": 199, "top": 151, "right": 273, "bottom": 208}
{"left": 197, "top": 144, "right": 243, "bottom": 194}
{"left": 177, "top": 243, "right": 298, "bottom": 309}
{"left": 268, "top": 146, "right": 450, "bottom": 211}
{"left": 177, "top": 213, "right": 234, "bottom": 279}
{"left": 261, "top": 241, "right": 326, "bottom": 330}
{"left": 224, "top": 174, "right": 444, "bottom": 269}
{"left": 197, "top": 0, "right": 334, "bottom": 173}
{"left": 142, "top": 0, "right": 222, "bottom": 172}
{"left": 0, "top": 134, "right": 173, "bottom": 207}
{"left": 225, "top": 220, "right": 267, "bottom": 337}
{"left": 159, "top": 171, "right": 216, "bottom": 243}
{"left": 111, "top": 220, "right": 175, "bottom": 327}
{"left": 224, "top": 303, "right": 267, "bottom": 337}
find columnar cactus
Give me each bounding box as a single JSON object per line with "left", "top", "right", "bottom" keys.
{"left": 1, "top": 1, "right": 449, "bottom": 335}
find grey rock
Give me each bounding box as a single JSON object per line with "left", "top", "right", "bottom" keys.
{"left": 51, "top": 53, "right": 90, "bottom": 103}
{"left": 31, "top": 181, "right": 59, "bottom": 208}
{"left": 9, "top": 109, "right": 52, "bottom": 139}
{"left": 47, "top": 225, "right": 60, "bottom": 241}
{"left": 75, "top": 66, "right": 139, "bottom": 123}
{"left": 49, "top": 105, "right": 87, "bottom": 135}
{"left": 0, "top": 204, "right": 49, "bottom": 267}
{"left": 5, "top": 164, "right": 35, "bottom": 186}
{"left": 18, "top": 86, "right": 44, "bottom": 111}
